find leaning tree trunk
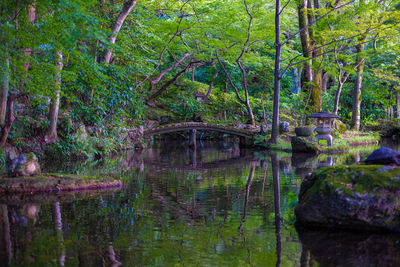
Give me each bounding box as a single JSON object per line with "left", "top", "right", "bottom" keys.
{"left": 245, "top": 98, "right": 255, "bottom": 126}
{"left": 351, "top": 43, "right": 365, "bottom": 131}
{"left": 202, "top": 67, "right": 218, "bottom": 105}
{"left": 333, "top": 82, "right": 344, "bottom": 115}
{"left": 47, "top": 51, "right": 63, "bottom": 142}
{"left": 102, "top": 0, "right": 139, "bottom": 64}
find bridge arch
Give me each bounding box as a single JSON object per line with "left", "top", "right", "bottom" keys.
{"left": 143, "top": 122, "right": 255, "bottom": 138}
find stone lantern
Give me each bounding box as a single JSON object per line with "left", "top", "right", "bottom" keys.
{"left": 308, "top": 111, "right": 341, "bottom": 146}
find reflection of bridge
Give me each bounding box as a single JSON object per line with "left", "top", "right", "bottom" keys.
{"left": 144, "top": 156, "right": 257, "bottom": 172}
{"left": 140, "top": 122, "right": 257, "bottom": 147}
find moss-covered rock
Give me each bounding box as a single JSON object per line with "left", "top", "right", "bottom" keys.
{"left": 291, "top": 136, "right": 319, "bottom": 154}
{"left": 0, "top": 173, "right": 122, "bottom": 194}
{"left": 295, "top": 165, "right": 400, "bottom": 232}
{"left": 333, "top": 119, "right": 347, "bottom": 134}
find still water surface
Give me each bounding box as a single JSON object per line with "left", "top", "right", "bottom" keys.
{"left": 1, "top": 141, "right": 400, "bottom": 266}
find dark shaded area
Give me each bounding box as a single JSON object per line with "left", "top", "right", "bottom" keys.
{"left": 297, "top": 226, "right": 400, "bottom": 267}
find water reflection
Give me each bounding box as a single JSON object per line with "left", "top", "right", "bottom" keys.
{"left": 297, "top": 226, "right": 400, "bottom": 266}
{"left": 0, "top": 141, "right": 394, "bottom": 266}
{"left": 271, "top": 153, "right": 282, "bottom": 267}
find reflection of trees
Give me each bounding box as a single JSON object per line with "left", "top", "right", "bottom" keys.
{"left": 271, "top": 154, "right": 282, "bottom": 267}
{"left": 1, "top": 151, "right": 306, "bottom": 266}
{"left": 0, "top": 204, "right": 11, "bottom": 265}
{"left": 298, "top": 226, "right": 400, "bottom": 266}
{"left": 52, "top": 202, "right": 65, "bottom": 266}
{"left": 239, "top": 162, "right": 256, "bottom": 230}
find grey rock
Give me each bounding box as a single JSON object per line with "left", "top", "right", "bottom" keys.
{"left": 279, "top": 121, "right": 290, "bottom": 133}
{"left": 9, "top": 153, "right": 41, "bottom": 177}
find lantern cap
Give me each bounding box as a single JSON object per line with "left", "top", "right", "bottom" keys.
{"left": 307, "top": 111, "right": 341, "bottom": 119}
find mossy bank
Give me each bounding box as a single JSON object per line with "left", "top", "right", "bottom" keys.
{"left": 0, "top": 173, "right": 122, "bottom": 194}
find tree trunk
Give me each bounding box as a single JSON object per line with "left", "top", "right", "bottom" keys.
{"left": 47, "top": 50, "right": 63, "bottom": 142}
{"left": 291, "top": 67, "right": 301, "bottom": 94}
{"left": 245, "top": 98, "right": 255, "bottom": 126}
{"left": 298, "top": 0, "right": 313, "bottom": 96}
{"left": 0, "top": 56, "right": 9, "bottom": 127}
{"left": 202, "top": 69, "right": 218, "bottom": 105}
{"left": 261, "top": 91, "right": 267, "bottom": 124}
{"left": 102, "top": 0, "right": 139, "bottom": 64}
{"left": 309, "top": 0, "right": 324, "bottom": 112}
{"left": 395, "top": 91, "right": 400, "bottom": 119}
{"left": 351, "top": 43, "right": 365, "bottom": 131}
{"left": 224, "top": 80, "right": 228, "bottom": 122}
{"left": 0, "top": 2, "right": 35, "bottom": 146}
{"left": 271, "top": 0, "right": 282, "bottom": 144}
{"left": 311, "top": 69, "right": 322, "bottom": 112}
{"left": 321, "top": 72, "right": 329, "bottom": 92}
{"left": 333, "top": 81, "right": 343, "bottom": 115}
{"left": 0, "top": 94, "right": 16, "bottom": 146}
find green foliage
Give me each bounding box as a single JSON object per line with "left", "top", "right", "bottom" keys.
{"left": 0, "top": 0, "right": 399, "bottom": 154}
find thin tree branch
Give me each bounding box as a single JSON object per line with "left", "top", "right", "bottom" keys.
{"left": 215, "top": 44, "right": 245, "bottom": 104}
{"left": 279, "top": 0, "right": 292, "bottom": 15}
{"left": 146, "top": 60, "right": 202, "bottom": 102}
{"left": 150, "top": 52, "right": 193, "bottom": 86}
{"left": 136, "top": 1, "right": 191, "bottom": 89}
{"left": 236, "top": 0, "right": 253, "bottom": 104}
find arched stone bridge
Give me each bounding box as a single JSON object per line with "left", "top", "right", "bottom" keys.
{"left": 143, "top": 122, "right": 256, "bottom": 138}
{"left": 131, "top": 122, "right": 258, "bottom": 147}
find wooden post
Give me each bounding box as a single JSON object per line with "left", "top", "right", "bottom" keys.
{"left": 189, "top": 129, "right": 196, "bottom": 149}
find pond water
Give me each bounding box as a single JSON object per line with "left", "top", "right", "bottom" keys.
{"left": 1, "top": 140, "right": 400, "bottom": 266}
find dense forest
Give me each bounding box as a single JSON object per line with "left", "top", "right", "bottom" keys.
{"left": 0, "top": 0, "right": 399, "bottom": 158}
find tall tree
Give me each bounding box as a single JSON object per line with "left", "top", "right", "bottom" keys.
{"left": 271, "top": 0, "right": 282, "bottom": 143}
{"left": 1, "top": 1, "right": 35, "bottom": 146}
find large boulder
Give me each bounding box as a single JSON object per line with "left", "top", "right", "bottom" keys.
{"left": 365, "top": 147, "right": 400, "bottom": 165}
{"left": 9, "top": 153, "right": 41, "bottom": 177}
{"left": 295, "top": 165, "right": 400, "bottom": 232}
{"left": 291, "top": 136, "right": 319, "bottom": 154}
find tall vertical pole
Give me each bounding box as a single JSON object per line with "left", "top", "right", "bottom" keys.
{"left": 271, "top": 0, "right": 282, "bottom": 144}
